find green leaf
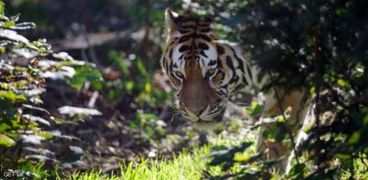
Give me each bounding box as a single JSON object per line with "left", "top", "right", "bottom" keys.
{"left": 245, "top": 101, "right": 264, "bottom": 117}
{"left": 35, "top": 131, "right": 53, "bottom": 139}
{"left": 125, "top": 81, "right": 134, "bottom": 91}
{"left": 0, "top": 133, "right": 16, "bottom": 147}
{"left": 0, "top": 90, "right": 27, "bottom": 104}
{"left": 337, "top": 79, "right": 350, "bottom": 88}
{"left": 288, "top": 163, "right": 306, "bottom": 179}
{"left": 135, "top": 58, "right": 148, "bottom": 78}
{"left": 0, "top": 123, "right": 11, "bottom": 133}
{"left": 0, "top": 1, "right": 4, "bottom": 13}
{"left": 348, "top": 131, "right": 361, "bottom": 145}
{"left": 335, "top": 8, "right": 349, "bottom": 16}
{"left": 108, "top": 50, "right": 129, "bottom": 75}
{"left": 361, "top": 107, "right": 368, "bottom": 125}
{"left": 144, "top": 82, "right": 152, "bottom": 93}
{"left": 3, "top": 20, "right": 15, "bottom": 28}
{"left": 54, "top": 117, "right": 79, "bottom": 125}
{"left": 106, "top": 80, "right": 124, "bottom": 102}
{"left": 67, "top": 65, "right": 102, "bottom": 90}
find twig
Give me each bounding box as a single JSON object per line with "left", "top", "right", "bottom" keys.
{"left": 88, "top": 91, "right": 99, "bottom": 108}
{"left": 81, "top": 25, "right": 102, "bottom": 69}
{"left": 267, "top": 71, "right": 301, "bottom": 166}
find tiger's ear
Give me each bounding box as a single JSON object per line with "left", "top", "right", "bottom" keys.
{"left": 165, "top": 8, "right": 179, "bottom": 33}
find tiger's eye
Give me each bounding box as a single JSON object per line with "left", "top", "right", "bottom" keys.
{"left": 175, "top": 71, "right": 184, "bottom": 78}
{"left": 208, "top": 68, "right": 216, "bottom": 75}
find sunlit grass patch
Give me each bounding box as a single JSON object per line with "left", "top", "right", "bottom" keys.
{"left": 67, "top": 132, "right": 256, "bottom": 180}
{"left": 340, "top": 157, "right": 368, "bottom": 180}
{"left": 66, "top": 132, "right": 368, "bottom": 180}
{"left": 68, "top": 146, "right": 211, "bottom": 180}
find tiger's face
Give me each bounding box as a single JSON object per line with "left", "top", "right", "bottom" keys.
{"left": 161, "top": 9, "right": 233, "bottom": 129}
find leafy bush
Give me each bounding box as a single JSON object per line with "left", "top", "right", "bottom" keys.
{"left": 106, "top": 50, "right": 170, "bottom": 107}
{"left": 209, "top": 142, "right": 280, "bottom": 179}
{"left": 0, "top": 3, "right": 100, "bottom": 178}
{"left": 183, "top": 0, "right": 368, "bottom": 179}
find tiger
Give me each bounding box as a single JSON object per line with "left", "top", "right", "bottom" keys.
{"left": 160, "top": 8, "right": 313, "bottom": 171}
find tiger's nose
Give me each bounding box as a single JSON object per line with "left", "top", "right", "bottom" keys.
{"left": 180, "top": 101, "right": 207, "bottom": 115}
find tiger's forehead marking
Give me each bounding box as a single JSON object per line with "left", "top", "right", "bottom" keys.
{"left": 202, "top": 43, "right": 217, "bottom": 67}
{"left": 171, "top": 38, "right": 218, "bottom": 74}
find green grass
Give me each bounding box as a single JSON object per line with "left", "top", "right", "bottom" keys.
{"left": 66, "top": 135, "right": 246, "bottom": 180}
{"left": 63, "top": 134, "right": 368, "bottom": 180}
{"left": 67, "top": 146, "right": 210, "bottom": 180}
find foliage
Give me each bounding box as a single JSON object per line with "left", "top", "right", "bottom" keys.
{"left": 129, "top": 110, "right": 167, "bottom": 143}
{"left": 66, "top": 64, "right": 102, "bottom": 91}
{"left": 2, "top": 1, "right": 176, "bottom": 177}
{"left": 185, "top": 0, "right": 368, "bottom": 178}
{"left": 106, "top": 50, "right": 170, "bottom": 107}
{"left": 0, "top": 3, "right": 100, "bottom": 178}
{"left": 209, "top": 142, "right": 280, "bottom": 179}
{"left": 4, "top": 0, "right": 368, "bottom": 179}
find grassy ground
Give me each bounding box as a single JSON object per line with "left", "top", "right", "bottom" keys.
{"left": 65, "top": 143, "right": 368, "bottom": 180}
{"left": 68, "top": 148, "right": 210, "bottom": 180}
{"left": 63, "top": 134, "right": 250, "bottom": 180}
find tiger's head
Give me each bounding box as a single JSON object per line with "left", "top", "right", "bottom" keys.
{"left": 161, "top": 9, "right": 239, "bottom": 129}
